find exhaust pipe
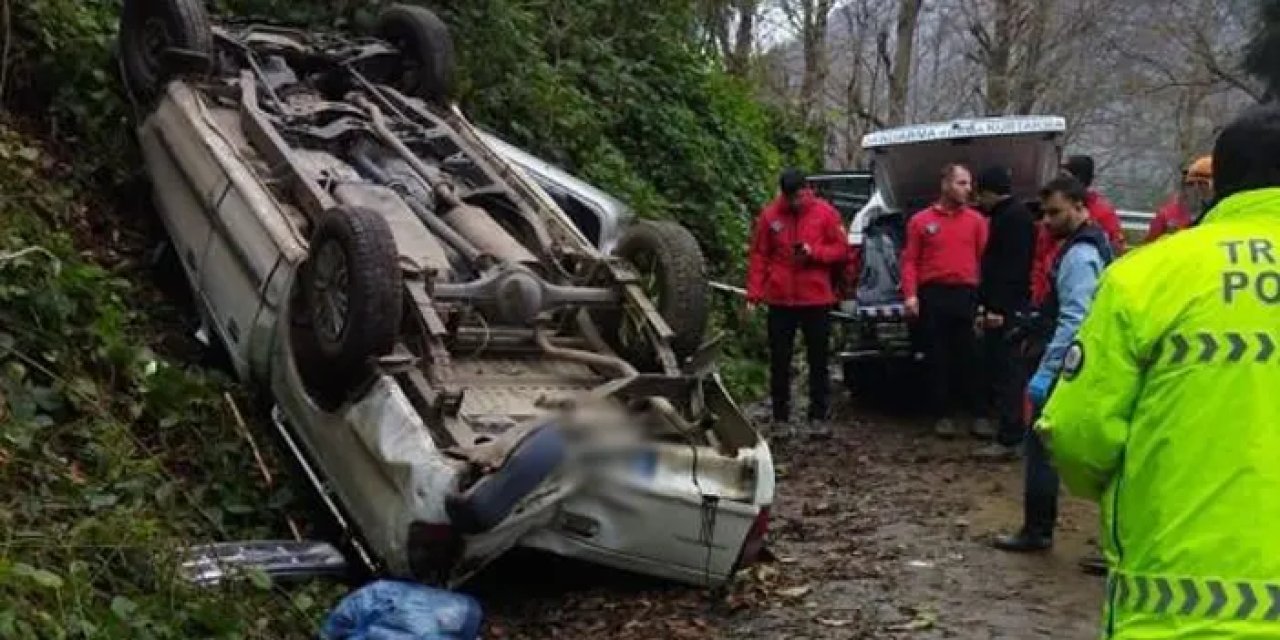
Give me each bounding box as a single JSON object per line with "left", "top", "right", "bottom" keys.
{"left": 354, "top": 95, "right": 538, "bottom": 266}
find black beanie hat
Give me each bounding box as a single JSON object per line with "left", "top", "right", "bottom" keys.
{"left": 1063, "top": 155, "right": 1095, "bottom": 187}
{"left": 780, "top": 167, "right": 806, "bottom": 196}
{"left": 975, "top": 165, "right": 1013, "bottom": 196}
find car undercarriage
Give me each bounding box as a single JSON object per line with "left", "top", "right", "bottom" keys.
{"left": 120, "top": 0, "right": 774, "bottom": 588}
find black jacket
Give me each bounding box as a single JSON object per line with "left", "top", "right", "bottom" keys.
{"left": 978, "top": 196, "right": 1036, "bottom": 315}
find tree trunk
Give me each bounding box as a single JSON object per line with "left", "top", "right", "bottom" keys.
{"left": 983, "top": 0, "right": 1016, "bottom": 115}
{"left": 888, "top": 0, "right": 923, "bottom": 125}
{"left": 795, "top": 0, "right": 835, "bottom": 145}
{"left": 1011, "top": 0, "right": 1051, "bottom": 114}
{"left": 727, "top": 0, "right": 758, "bottom": 77}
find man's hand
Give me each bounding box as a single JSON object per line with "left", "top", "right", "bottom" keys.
{"left": 793, "top": 242, "right": 813, "bottom": 263}
{"left": 740, "top": 300, "right": 760, "bottom": 322}
{"left": 983, "top": 312, "right": 1005, "bottom": 329}
{"left": 905, "top": 296, "right": 920, "bottom": 318}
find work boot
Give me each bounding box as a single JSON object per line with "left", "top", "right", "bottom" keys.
{"left": 972, "top": 441, "right": 1022, "bottom": 461}
{"left": 933, "top": 418, "right": 958, "bottom": 438}
{"left": 970, "top": 417, "right": 997, "bottom": 438}
{"left": 992, "top": 528, "right": 1053, "bottom": 552}
{"left": 800, "top": 418, "right": 833, "bottom": 441}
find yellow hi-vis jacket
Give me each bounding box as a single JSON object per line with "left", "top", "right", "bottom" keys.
{"left": 1039, "top": 187, "right": 1280, "bottom": 639}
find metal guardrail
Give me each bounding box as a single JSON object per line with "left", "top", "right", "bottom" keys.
{"left": 709, "top": 281, "right": 745, "bottom": 298}
{"left": 1118, "top": 209, "right": 1155, "bottom": 235}
{"left": 709, "top": 281, "right": 857, "bottom": 321}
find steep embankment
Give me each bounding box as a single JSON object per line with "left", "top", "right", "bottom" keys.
{"left": 0, "top": 122, "right": 340, "bottom": 637}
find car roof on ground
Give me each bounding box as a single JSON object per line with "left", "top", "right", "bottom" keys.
{"left": 861, "top": 115, "right": 1066, "bottom": 149}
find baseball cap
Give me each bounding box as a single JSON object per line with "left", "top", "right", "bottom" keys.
{"left": 779, "top": 168, "right": 806, "bottom": 196}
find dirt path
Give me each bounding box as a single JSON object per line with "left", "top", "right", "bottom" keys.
{"left": 480, "top": 395, "right": 1106, "bottom": 639}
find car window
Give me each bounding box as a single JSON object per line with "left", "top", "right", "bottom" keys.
{"left": 533, "top": 178, "right": 602, "bottom": 247}
{"left": 807, "top": 174, "right": 874, "bottom": 225}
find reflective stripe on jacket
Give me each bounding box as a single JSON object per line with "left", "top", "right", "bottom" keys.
{"left": 1038, "top": 187, "right": 1280, "bottom": 638}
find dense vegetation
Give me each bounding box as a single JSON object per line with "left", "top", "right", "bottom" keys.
{"left": 0, "top": 0, "right": 816, "bottom": 636}
{"left": 0, "top": 124, "right": 343, "bottom": 637}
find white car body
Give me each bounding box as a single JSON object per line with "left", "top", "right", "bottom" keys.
{"left": 134, "top": 46, "right": 772, "bottom": 588}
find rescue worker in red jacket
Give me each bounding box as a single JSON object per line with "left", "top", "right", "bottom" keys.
{"left": 901, "top": 163, "right": 990, "bottom": 438}
{"left": 1145, "top": 155, "right": 1213, "bottom": 243}
{"left": 746, "top": 168, "right": 849, "bottom": 440}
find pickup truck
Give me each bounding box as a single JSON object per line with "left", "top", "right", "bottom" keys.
{"left": 829, "top": 116, "right": 1067, "bottom": 398}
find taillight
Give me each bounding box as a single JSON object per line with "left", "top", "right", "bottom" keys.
{"left": 736, "top": 506, "right": 771, "bottom": 568}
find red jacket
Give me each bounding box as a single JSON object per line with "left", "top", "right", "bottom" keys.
{"left": 1030, "top": 222, "right": 1055, "bottom": 306}
{"left": 1145, "top": 195, "right": 1193, "bottom": 243}
{"left": 746, "top": 191, "right": 848, "bottom": 307}
{"left": 1084, "top": 190, "right": 1127, "bottom": 256}
{"left": 900, "top": 203, "right": 988, "bottom": 299}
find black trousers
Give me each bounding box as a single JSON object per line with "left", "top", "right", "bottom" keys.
{"left": 983, "top": 325, "right": 1028, "bottom": 446}
{"left": 767, "top": 305, "right": 831, "bottom": 422}
{"left": 1023, "top": 408, "right": 1059, "bottom": 536}
{"left": 918, "top": 284, "right": 980, "bottom": 418}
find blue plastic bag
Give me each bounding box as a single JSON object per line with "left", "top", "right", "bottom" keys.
{"left": 320, "top": 580, "right": 483, "bottom": 640}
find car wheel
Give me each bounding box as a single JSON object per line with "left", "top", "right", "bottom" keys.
{"left": 118, "top": 0, "right": 214, "bottom": 103}
{"left": 605, "top": 220, "right": 709, "bottom": 370}
{"left": 375, "top": 4, "right": 458, "bottom": 105}
{"left": 298, "top": 206, "right": 402, "bottom": 402}
{"left": 842, "top": 359, "right": 884, "bottom": 396}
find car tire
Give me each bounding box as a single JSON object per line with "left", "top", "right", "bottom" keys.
{"left": 375, "top": 4, "right": 458, "bottom": 105}
{"left": 842, "top": 359, "right": 884, "bottom": 396}
{"left": 298, "top": 206, "right": 402, "bottom": 402}
{"left": 605, "top": 219, "right": 709, "bottom": 370}
{"left": 118, "top": 0, "right": 214, "bottom": 103}
{"left": 843, "top": 359, "right": 925, "bottom": 412}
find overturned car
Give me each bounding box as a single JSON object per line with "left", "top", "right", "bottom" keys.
{"left": 118, "top": 0, "right": 773, "bottom": 587}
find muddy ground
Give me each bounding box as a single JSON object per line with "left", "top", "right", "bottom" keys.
{"left": 476, "top": 392, "right": 1106, "bottom": 639}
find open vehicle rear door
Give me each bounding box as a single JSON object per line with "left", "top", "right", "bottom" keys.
{"left": 806, "top": 171, "right": 874, "bottom": 227}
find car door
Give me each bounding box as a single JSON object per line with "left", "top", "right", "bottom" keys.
{"left": 144, "top": 86, "right": 305, "bottom": 381}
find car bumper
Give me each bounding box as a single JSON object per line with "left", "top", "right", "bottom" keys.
{"left": 517, "top": 439, "right": 774, "bottom": 587}
{"left": 836, "top": 301, "right": 919, "bottom": 361}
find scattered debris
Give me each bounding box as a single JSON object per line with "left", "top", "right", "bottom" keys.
{"left": 322, "top": 580, "right": 483, "bottom": 640}
{"left": 816, "top": 617, "right": 854, "bottom": 627}
{"left": 888, "top": 608, "right": 938, "bottom": 632}
{"left": 776, "top": 585, "right": 813, "bottom": 600}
